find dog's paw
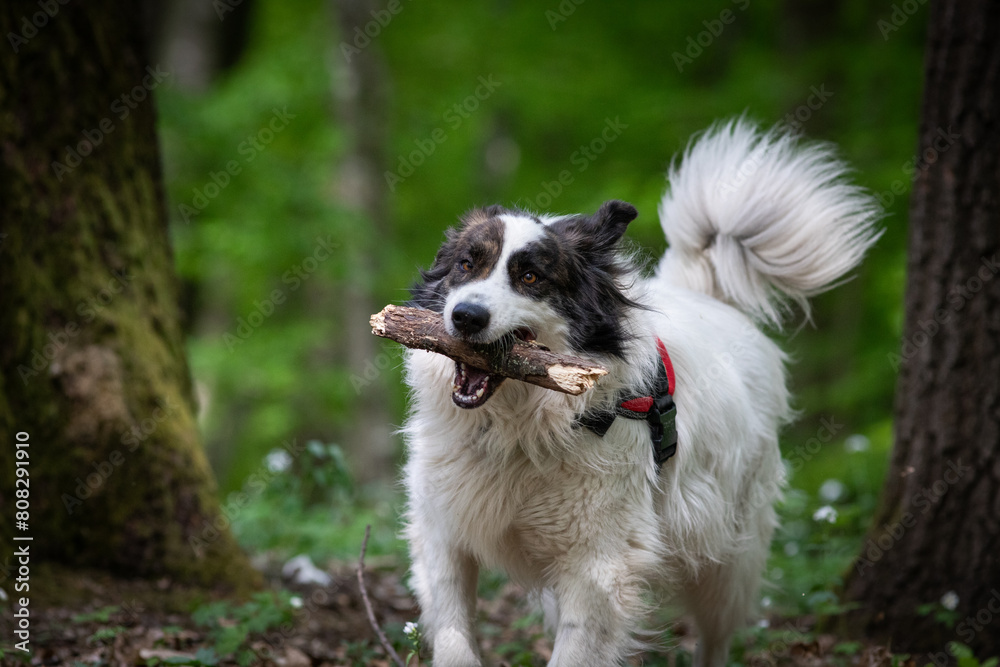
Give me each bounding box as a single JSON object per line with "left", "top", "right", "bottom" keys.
{"left": 431, "top": 627, "right": 483, "bottom": 667}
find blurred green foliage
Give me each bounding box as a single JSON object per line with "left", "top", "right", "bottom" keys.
{"left": 228, "top": 440, "right": 402, "bottom": 559}
{"left": 158, "top": 0, "right": 926, "bottom": 623}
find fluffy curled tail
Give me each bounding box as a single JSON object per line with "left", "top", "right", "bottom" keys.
{"left": 656, "top": 118, "right": 883, "bottom": 326}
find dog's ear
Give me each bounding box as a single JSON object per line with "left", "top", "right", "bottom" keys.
{"left": 550, "top": 200, "right": 637, "bottom": 257}
{"left": 561, "top": 200, "right": 637, "bottom": 255}
{"left": 591, "top": 200, "right": 638, "bottom": 249}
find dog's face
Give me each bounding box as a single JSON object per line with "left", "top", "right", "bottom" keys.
{"left": 410, "top": 200, "right": 639, "bottom": 408}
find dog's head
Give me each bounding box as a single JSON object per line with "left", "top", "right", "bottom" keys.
{"left": 409, "top": 200, "right": 640, "bottom": 408}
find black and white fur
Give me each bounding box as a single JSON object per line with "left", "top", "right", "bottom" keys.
{"left": 401, "top": 119, "right": 881, "bottom": 667}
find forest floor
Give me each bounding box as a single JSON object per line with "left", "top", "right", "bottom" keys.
{"left": 0, "top": 559, "right": 907, "bottom": 667}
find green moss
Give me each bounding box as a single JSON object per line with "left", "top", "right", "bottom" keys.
{"left": 0, "top": 2, "right": 257, "bottom": 591}
{"left": 16, "top": 563, "right": 254, "bottom": 613}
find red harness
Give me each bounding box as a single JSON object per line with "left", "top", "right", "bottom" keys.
{"left": 577, "top": 338, "right": 678, "bottom": 468}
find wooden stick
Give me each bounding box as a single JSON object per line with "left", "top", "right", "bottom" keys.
{"left": 370, "top": 305, "right": 608, "bottom": 395}
{"left": 358, "top": 524, "right": 406, "bottom": 667}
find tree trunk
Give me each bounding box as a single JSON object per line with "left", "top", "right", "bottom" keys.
{"left": 0, "top": 0, "right": 256, "bottom": 589}
{"left": 843, "top": 0, "right": 1000, "bottom": 656}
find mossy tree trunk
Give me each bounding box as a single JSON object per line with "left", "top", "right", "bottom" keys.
{"left": 842, "top": 0, "right": 1000, "bottom": 655}
{"left": 0, "top": 0, "right": 256, "bottom": 589}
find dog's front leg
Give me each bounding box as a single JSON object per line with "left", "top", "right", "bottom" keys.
{"left": 546, "top": 558, "right": 638, "bottom": 667}
{"left": 409, "top": 530, "right": 482, "bottom": 667}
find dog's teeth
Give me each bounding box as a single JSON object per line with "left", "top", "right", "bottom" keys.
{"left": 475, "top": 386, "right": 485, "bottom": 399}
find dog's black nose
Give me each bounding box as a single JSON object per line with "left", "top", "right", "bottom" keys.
{"left": 451, "top": 302, "right": 490, "bottom": 336}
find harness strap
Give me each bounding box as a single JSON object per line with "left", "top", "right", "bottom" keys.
{"left": 576, "top": 338, "right": 678, "bottom": 469}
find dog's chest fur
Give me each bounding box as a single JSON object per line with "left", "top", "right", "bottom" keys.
{"left": 405, "top": 352, "right": 662, "bottom": 583}
{"left": 421, "top": 440, "right": 658, "bottom": 581}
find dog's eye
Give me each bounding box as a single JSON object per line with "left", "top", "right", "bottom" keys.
{"left": 460, "top": 259, "right": 473, "bottom": 272}
{"left": 521, "top": 272, "right": 538, "bottom": 285}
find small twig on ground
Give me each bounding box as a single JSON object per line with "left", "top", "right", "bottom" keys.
{"left": 358, "top": 524, "right": 407, "bottom": 667}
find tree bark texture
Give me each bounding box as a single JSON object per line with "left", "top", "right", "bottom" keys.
{"left": 843, "top": 0, "right": 1000, "bottom": 655}
{"left": 0, "top": 0, "right": 255, "bottom": 588}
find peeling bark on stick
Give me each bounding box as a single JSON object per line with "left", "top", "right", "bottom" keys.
{"left": 370, "top": 305, "right": 608, "bottom": 395}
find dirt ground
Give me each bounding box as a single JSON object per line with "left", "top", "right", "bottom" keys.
{"left": 0, "top": 560, "right": 903, "bottom": 667}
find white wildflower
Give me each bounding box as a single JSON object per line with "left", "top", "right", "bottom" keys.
{"left": 845, "top": 434, "right": 870, "bottom": 453}
{"left": 404, "top": 621, "right": 420, "bottom": 639}
{"left": 819, "top": 479, "right": 845, "bottom": 502}
{"left": 289, "top": 596, "right": 303, "bottom": 609}
{"left": 940, "top": 591, "right": 959, "bottom": 611}
{"left": 812, "top": 505, "right": 838, "bottom": 523}
{"left": 266, "top": 449, "right": 292, "bottom": 473}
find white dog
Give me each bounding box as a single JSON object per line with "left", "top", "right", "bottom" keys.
{"left": 400, "top": 119, "right": 881, "bottom": 667}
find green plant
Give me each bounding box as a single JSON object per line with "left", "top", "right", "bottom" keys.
{"left": 87, "top": 625, "right": 127, "bottom": 644}
{"left": 403, "top": 621, "right": 423, "bottom": 666}
{"left": 892, "top": 653, "right": 913, "bottom": 667}
{"left": 264, "top": 440, "right": 354, "bottom": 508}
{"left": 227, "top": 438, "right": 408, "bottom": 562}
{"left": 71, "top": 605, "right": 120, "bottom": 623}
{"left": 917, "top": 600, "right": 960, "bottom": 630}
{"left": 945, "top": 642, "right": 1000, "bottom": 667}
{"left": 142, "top": 647, "right": 220, "bottom": 666}
{"left": 341, "top": 639, "right": 379, "bottom": 665}
{"left": 190, "top": 591, "right": 296, "bottom": 665}
{"left": 833, "top": 641, "right": 863, "bottom": 655}
{"left": 493, "top": 640, "right": 540, "bottom": 667}
{"left": 828, "top": 641, "right": 866, "bottom": 666}
{"left": 0, "top": 647, "right": 32, "bottom": 663}
{"left": 490, "top": 611, "right": 546, "bottom": 667}
{"left": 477, "top": 569, "right": 509, "bottom": 600}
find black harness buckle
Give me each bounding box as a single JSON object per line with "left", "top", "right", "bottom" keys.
{"left": 576, "top": 348, "right": 678, "bottom": 470}
{"left": 647, "top": 360, "right": 677, "bottom": 468}
{"left": 649, "top": 396, "right": 677, "bottom": 467}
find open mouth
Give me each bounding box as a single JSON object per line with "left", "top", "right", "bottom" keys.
{"left": 450, "top": 327, "right": 536, "bottom": 409}
{"left": 452, "top": 362, "right": 504, "bottom": 408}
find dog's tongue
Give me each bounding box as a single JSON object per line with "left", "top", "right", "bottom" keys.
{"left": 452, "top": 361, "right": 502, "bottom": 409}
